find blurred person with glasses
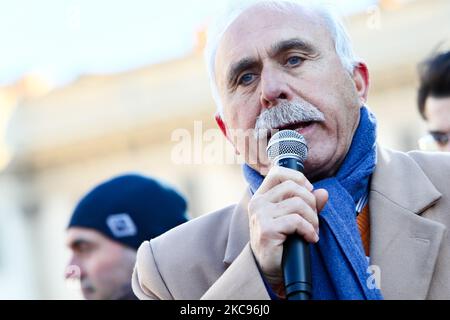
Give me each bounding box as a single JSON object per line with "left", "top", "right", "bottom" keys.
{"left": 417, "top": 50, "right": 450, "bottom": 152}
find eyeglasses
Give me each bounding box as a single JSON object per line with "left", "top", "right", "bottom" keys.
{"left": 418, "top": 131, "right": 450, "bottom": 151}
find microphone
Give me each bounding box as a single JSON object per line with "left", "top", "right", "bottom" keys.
{"left": 266, "top": 130, "right": 312, "bottom": 300}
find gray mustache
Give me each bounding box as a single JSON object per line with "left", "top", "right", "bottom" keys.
{"left": 254, "top": 99, "right": 325, "bottom": 138}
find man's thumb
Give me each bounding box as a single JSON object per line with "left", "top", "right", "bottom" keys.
{"left": 313, "top": 188, "right": 329, "bottom": 213}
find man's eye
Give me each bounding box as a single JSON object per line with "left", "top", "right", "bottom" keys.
{"left": 77, "top": 244, "right": 93, "bottom": 254}
{"left": 238, "top": 73, "right": 256, "bottom": 86}
{"left": 286, "top": 56, "right": 303, "bottom": 67}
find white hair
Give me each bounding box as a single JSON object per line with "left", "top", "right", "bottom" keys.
{"left": 204, "top": 0, "right": 359, "bottom": 117}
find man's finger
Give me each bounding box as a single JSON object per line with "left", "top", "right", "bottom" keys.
{"left": 314, "top": 188, "right": 329, "bottom": 213}
{"left": 256, "top": 166, "right": 312, "bottom": 195}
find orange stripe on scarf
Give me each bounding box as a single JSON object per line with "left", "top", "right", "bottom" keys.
{"left": 357, "top": 205, "right": 370, "bottom": 256}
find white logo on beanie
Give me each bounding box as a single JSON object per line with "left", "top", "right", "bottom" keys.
{"left": 106, "top": 213, "right": 137, "bottom": 238}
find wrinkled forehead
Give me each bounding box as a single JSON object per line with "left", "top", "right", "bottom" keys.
{"left": 215, "top": 4, "right": 333, "bottom": 77}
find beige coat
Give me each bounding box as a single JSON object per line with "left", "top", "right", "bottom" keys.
{"left": 132, "top": 147, "right": 450, "bottom": 299}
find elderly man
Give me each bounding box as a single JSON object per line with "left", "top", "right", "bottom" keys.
{"left": 417, "top": 50, "right": 450, "bottom": 152}
{"left": 132, "top": 1, "right": 450, "bottom": 300}
{"left": 66, "top": 174, "right": 188, "bottom": 300}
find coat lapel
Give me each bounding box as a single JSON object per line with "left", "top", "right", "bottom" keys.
{"left": 370, "top": 147, "right": 446, "bottom": 299}
{"left": 223, "top": 188, "right": 252, "bottom": 266}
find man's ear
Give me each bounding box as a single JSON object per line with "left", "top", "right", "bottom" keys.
{"left": 352, "top": 62, "right": 370, "bottom": 104}
{"left": 215, "top": 113, "right": 239, "bottom": 154}
{"left": 215, "top": 113, "right": 228, "bottom": 138}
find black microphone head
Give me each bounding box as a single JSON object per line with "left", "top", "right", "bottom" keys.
{"left": 266, "top": 130, "right": 308, "bottom": 164}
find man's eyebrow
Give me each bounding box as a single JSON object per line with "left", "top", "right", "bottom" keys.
{"left": 227, "top": 58, "right": 260, "bottom": 86}
{"left": 69, "top": 239, "right": 91, "bottom": 249}
{"left": 270, "top": 38, "right": 317, "bottom": 57}
{"left": 225, "top": 39, "right": 316, "bottom": 87}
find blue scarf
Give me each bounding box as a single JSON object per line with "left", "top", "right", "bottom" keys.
{"left": 243, "top": 106, "right": 383, "bottom": 300}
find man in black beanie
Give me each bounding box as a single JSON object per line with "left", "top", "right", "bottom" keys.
{"left": 65, "top": 174, "right": 188, "bottom": 300}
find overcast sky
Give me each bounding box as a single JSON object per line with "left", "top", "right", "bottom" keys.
{"left": 0, "top": 0, "right": 377, "bottom": 87}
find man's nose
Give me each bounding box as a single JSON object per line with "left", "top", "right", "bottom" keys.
{"left": 260, "top": 68, "right": 292, "bottom": 109}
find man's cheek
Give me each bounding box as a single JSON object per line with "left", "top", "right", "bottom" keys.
{"left": 86, "top": 258, "right": 111, "bottom": 282}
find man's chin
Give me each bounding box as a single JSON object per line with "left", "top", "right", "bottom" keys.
{"left": 256, "top": 163, "right": 271, "bottom": 176}
{"left": 242, "top": 150, "right": 271, "bottom": 176}
{"left": 81, "top": 288, "right": 97, "bottom": 300}
{"left": 242, "top": 160, "right": 266, "bottom": 176}
{"left": 304, "top": 154, "right": 338, "bottom": 181}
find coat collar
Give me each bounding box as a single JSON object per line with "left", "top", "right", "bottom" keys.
{"left": 224, "top": 147, "right": 446, "bottom": 299}
{"left": 369, "top": 146, "right": 445, "bottom": 299}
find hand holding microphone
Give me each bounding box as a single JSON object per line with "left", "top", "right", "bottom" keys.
{"left": 247, "top": 130, "right": 328, "bottom": 299}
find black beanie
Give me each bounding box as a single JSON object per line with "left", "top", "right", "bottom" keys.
{"left": 68, "top": 174, "right": 188, "bottom": 250}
